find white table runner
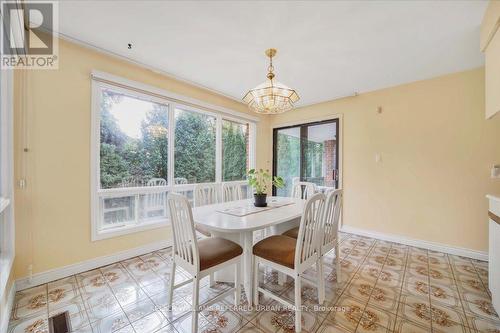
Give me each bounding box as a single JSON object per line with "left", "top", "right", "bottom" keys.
{"left": 216, "top": 199, "right": 295, "bottom": 217}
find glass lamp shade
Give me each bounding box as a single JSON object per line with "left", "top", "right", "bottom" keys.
{"left": 243, "top": 79, "right": 300, "bottom": 114}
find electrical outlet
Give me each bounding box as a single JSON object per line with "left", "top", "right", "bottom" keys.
{"left": 492, "top": 165, "right": 500, "bottom": 179}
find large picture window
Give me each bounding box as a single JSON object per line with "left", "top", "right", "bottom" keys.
{"left": 92, "top": 73, "right": 256, "bottom": 240}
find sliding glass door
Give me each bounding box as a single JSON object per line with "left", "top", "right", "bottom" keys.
{"left": 273, "top": 119, "right": 339, "bottom": 196}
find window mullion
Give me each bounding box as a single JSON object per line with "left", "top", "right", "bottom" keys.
{"left": 168, "top": 103, "right": 176, "bottom": 187}
{"left": 216, "top": 114, "right": 222, "bottom": 183}
{"left": 249, "top": 122, "right": 257, "bottom": 170}
{"left": 134, "top": 194, "right": 140, "bottom": 226}
{"left": 91, "top": 81, "right": 102, "bottom": 239}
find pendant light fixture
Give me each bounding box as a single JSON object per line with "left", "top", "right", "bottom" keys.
{"left": 243, "top": 48, "right": 299, "bottom": 114}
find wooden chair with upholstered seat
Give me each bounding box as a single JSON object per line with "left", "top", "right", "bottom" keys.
{"left": 253, "top": 193, "right": 326, "bottom": 333}
{"left": 291, "top": 181, "right": 317, "bottom": 200}
{"left": 166, "top": 193, "right": 242, "bottom": 333}
{"left": 282, "top": 189, "right": 343, "bottom": 282}
{"left": 221, "top": 182, "right": 243, "bottom": 202}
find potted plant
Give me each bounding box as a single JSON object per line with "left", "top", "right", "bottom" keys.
{"left": 247, "top": 169, "right": 285, "bottom": 207}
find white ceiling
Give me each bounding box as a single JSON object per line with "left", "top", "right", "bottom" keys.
{"left": 56, "top": 1, "right": 487, "bottom": 107}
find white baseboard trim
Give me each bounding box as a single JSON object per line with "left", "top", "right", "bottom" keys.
{"left": 16, "top": 240, "right": 172, "bottom": 291}
{"left": 1, "top": 282, "right": 16, "bottom": 333}
{"left": 340, "top": 225, "right": 488, "bottom": 261}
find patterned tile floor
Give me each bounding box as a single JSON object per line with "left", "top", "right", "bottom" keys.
{"left": 8, "top": 232, "right": 500, "bottom": 333}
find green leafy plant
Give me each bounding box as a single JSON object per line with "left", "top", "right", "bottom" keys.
{"left": 247, "top": 168, "right": 285, "bottom": 195}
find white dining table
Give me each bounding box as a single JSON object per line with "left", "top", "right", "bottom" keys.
{"left": 192, "top": 196, "right": 305, "bottom": 304}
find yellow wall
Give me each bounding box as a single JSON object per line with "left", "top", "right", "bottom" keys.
{"left": 271, "top": 68, "right": 500, "bottom": 252}
{"left": 13, "top": 39, "right": 272, "bottom": 279}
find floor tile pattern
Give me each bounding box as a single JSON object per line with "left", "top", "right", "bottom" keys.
{"left": 8, "top": 233, "right": 500, "bottom": 332}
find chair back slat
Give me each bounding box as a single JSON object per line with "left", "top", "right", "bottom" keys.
{"left": 168, "top": 193, "right": 199, "bottom": 271}
{"left": 194, "top": 183, "right": 220, "bottom": 207}
{"left": 323, "top": 189, "right": 342, "bottom": 248}
{"left": 291, "top": 181, "right": 316, "bottom": 200}
{"left": 295, "top": 193, "right": 326, "bottom": 265}
{"left": 144, "top": 178, "right": 167, "bottom": 217}
{"left": 222, "top": 183, "right": 243, "bottom": 202}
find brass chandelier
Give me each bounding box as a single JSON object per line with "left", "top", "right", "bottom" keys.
{"left": 243, "top": 48, "right": 299, "bottom": 114}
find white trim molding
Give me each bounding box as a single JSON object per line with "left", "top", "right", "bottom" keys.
{"left": 0, "top": 60, "right": 15, "bottom": 304}
{"left": 341, "top": 225, "right": 488, "bottom": 261}
{"left": 0, "top": 282, "right": 16, "bottom": 333}
{"left": 0, "top": 198, "right": 10, "bottom": 215}
{"left": 16, "top": 240, "right": 172, "bottom": 291}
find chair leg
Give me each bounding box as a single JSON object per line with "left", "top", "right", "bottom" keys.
{"left": 317, "top": 259, "right": 325, "bottom": 304}
{"left": 235, "top": 262, "right": 241, "bottom": 306}
{"left": 209, "top": 273, "right": 215, "bottom": 287}
{"left": 278, "top": 272, "right": 286, "bottom": 286}
{"left": 192, "top": 276, "right": 200, "bottom": 333}
{"left": 294, "top": 274, "right": 302, "bottom": 333}
{"left": 167, "top": 260, "right": 176, "bottom": 309}
{"left": 253, "top": 256, "right": 259, "bottom": 306}
{"left": 209, "top": 235, "right": 216, "bottom": 287}
{"left": 335, "top": 241, "right": 341, "bottom": 282}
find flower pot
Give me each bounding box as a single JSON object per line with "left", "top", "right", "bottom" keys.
{"left": 254, "top": 193, "right": 267, "bottom": 207}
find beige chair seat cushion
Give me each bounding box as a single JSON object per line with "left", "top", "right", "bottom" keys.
{"left": 195, "top": 223, "right": 212, "bottom": 237}
{"left": 198, "top": 238, "right": 242, "bottom": 271}
{"left": 253, "top": 235, "right": 296, "bottom": 269}
{"left": 282, "top": 226, "right": 299, "bottom": 239}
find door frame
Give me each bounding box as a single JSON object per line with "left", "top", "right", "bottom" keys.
{"left": 271, "top": 114, "right": 343, "bottom": 195}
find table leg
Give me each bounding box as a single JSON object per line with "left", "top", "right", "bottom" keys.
{"left": 242, "top": 231, "right": 253, "bottom": 306}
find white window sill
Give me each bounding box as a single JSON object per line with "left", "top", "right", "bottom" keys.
{"left": 92, "top": 218, "right": 170, "bottom": 241}
{"left": 0, "top": 197, "right": 10, "bottom": 215}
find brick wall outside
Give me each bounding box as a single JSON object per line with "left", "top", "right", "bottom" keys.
{"left": 323, "top": 139, "right": 336, "bottom": 187}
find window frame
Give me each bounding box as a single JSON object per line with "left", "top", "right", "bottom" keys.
{"left": 91, "top": 71, "right": 257, "bottom": 241}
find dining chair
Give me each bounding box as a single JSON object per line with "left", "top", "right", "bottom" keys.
{"left": 174, "top": 177, "right": 188, "bottom": 185}
{"left": 291, "top": 181, "right": 317, "bottom": 200}
{"left": 193, "top": 183, "right": 220, "bottom": 286}
{"left": 194, "top": 183, "right": 220, "bottom": 207}
{"left": 253, "top": 193, "right": 326, "bottom": 333}
{"left": 143, "top": 178, "right": 167, "bottom": 219}
{"left": 222, "top": 182, "right": 243, "bottom": 202}
{"left": 166, "top": 193, "right": 242, "bottom": 333}
{"left": 193, "top": 183, "right": 220, "bottom": 237}
{"left": 282, "top": 189, "right": 343, "bottom": 282}
{"left": 321, "top": 189, "right": 343, "bottom": 281}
